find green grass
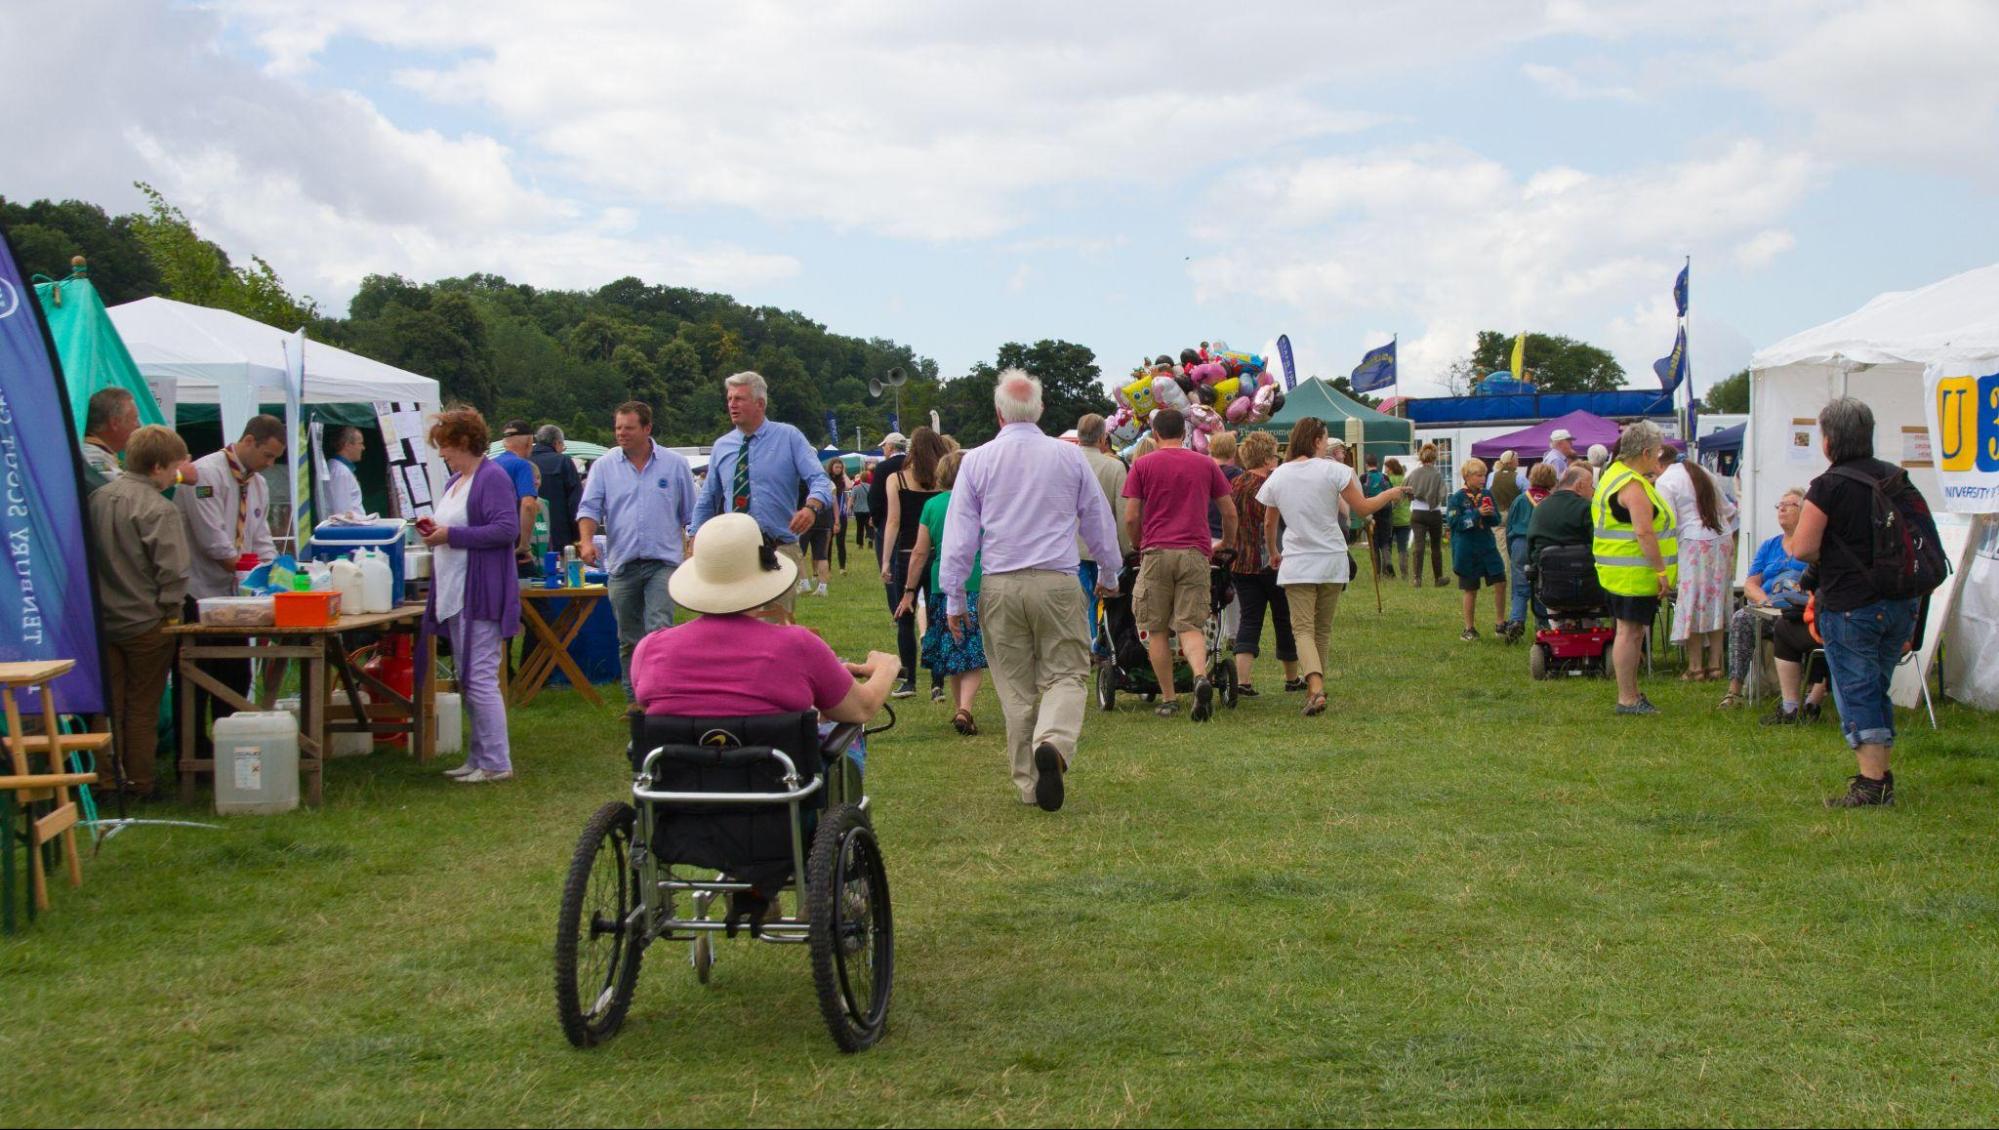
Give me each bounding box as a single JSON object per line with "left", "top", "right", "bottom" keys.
{"left": 6, "top": 572, "right": 1999, "bottom": 1126}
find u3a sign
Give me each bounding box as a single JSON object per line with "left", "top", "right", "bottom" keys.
{"left": 1927, "top": 368, "right": 1999, "bottom": 512}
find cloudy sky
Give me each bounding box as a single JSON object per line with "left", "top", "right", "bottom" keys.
{"left": 8, "top": 0, "right": 1999, "bottom": 395}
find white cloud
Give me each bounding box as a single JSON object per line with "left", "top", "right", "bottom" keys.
{"left": 1006, "top": 263, "right": 1032, "bottom": 294}
{"left": 1187, "top": 140, "right": 1819, "bottom": 394}
{"left": 1734, "top": 0, "right": 1999, "bottom": 174}
{"left": 1521, "top": 63, "right": 1638, "bottom": 102}
{"left": 1734, "top": 229, "right": 1796, "bottom": 270}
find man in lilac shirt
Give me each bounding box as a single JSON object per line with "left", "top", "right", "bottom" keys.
{"left": 941, "top": 369, "right": 1121, "bottom": 813}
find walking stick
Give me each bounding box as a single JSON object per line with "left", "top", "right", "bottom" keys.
{"left": 1369, "top": 524, "right": 1384, "bottom": 614}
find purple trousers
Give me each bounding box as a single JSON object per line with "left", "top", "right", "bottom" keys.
{"left": 446, "top": 615, "right": 512, "bottom": 772}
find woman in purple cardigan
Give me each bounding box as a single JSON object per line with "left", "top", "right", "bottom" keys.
{"left": 420, "top": 408, "right": 522, "bottom": 783}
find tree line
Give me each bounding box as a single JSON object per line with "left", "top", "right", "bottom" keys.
{"left": 2, "top": 188, "right": 1110, "bottom": 449}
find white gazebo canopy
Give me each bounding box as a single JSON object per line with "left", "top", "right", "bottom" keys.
{"left": 106, "top": 296, "right": 439, "bottom": 406}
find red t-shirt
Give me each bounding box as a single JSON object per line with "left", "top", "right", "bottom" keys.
{"left": 1122, "top": 447, "right": 1231, "bottom": 554}
{"left": 632, "top": 613, "right": 856, "bottom": 716}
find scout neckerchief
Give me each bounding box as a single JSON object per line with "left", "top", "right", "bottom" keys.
{"left": 225, "top": 448, "right": 256, "bottom": 551}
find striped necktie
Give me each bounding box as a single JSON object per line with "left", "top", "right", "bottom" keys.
{"left": 227, "top": 451, "right": 255, "bottom": 550}
{"left": 731, "top": 433, "right": 752, "bottom": 513}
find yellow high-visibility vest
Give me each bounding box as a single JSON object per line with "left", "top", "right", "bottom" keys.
{"left": 1591, "top": 460, "right": 1678, "bottom": 595}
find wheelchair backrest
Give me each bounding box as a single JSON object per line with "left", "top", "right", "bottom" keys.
{"left": 1535, "top": 543, "right": 1606, "bottom": 608}
{"left": 627, "top": 710, "right": 824, "bottom": 881}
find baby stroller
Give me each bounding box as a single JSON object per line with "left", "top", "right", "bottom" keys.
{"left": 1525, "top": 544, "right": 1615, "bottom": 680}
{"left": 1093, "top": 552, "right": 1241, "bottom": 712}
{"left": 553, "top": 705, "right": 896, "bottom": 1053}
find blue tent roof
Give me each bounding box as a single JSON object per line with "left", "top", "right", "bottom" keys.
{"left": 1698, "top": 423, "right": 1745, "bottom": 455}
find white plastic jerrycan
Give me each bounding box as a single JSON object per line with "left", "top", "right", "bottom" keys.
{"left": 330, "top": 558, "right": 366, "bottom": 612}
{"left": 357, "top": 548, "right": 394, "bottom": 613}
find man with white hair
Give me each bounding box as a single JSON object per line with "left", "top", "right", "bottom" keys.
{"left": 530, "top": 423, "right": 583, "bottom": 551}
{"left": 693, "top": 369, "right": 834, "bottom": 618}
{"left": 941, "top": 369, "right": 1122, "bottom": 812}
{"left": 1545, "top": 428, "right": 1577, "bottom": 476}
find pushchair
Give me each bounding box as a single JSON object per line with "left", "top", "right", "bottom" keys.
{"left": 1525, "top": 544, "right": 1615, "bottom": 680}
{"left": 1092, "top": 553, "right": 1241, "bottom": 712}
{"left": 553, "top": 705, "right": 896, "bottom": 1053}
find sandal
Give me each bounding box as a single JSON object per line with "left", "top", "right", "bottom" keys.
{"left": 1715, "top": 691, "right": 1743, "bottom": 710}
{"left": 1301, "top": 692, "right": 1327, "bottom": 717}
{"left": 952, "top": 708, "right": 977, "bottom": 735}
{"left": 1703, "top": 667, "right": 1725, "bottom": 682}
{"left": 1155, "top": 700, "right": 1181, "bottom": 717}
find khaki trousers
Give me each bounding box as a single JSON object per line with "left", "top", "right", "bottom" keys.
{"left": 1284, "top": 582, "right": 1342, "bottom": 680}
{"left": 979, "top": 570, "right": 1091, "bottom": 803}
{"left": 773, "top": 542, "right": 806, "bottom": 615}
{"left": 106, "top": 625, "right": 176, "bottom": 794}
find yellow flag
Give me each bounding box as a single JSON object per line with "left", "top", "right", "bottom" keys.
{"left": 1510, "top": 332, "right": 1525, "bottom": 380}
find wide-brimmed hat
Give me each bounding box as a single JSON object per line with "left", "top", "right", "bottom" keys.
{"left": 667, "top": 514, "right": 799, "bottom": 615}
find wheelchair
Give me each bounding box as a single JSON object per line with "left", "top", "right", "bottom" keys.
{"left": 1525, "top": 544, "right": 1615, "bottom": 680}
{"left": 554, "top": 706, "right": 896, "bottom": 1052}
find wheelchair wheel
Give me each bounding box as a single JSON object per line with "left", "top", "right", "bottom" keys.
{"left": 808, "top": 803, "right": 893, "bottom": 1052}
{"left": 1529, "top": 643, "right": 1549, "bottom": 681}
{"left": 691, "top": 886, "right": 719, "bottom": 984}
{"left": 555, "top": 802, "right": 645, "bottom": 1048}
{"left": 1094, "top": 665, "right": 1116, "bottom": 712}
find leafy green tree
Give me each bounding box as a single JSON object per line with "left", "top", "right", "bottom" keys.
{"left": 955, "top": 340, "right": 1105, "bottom": 445}
{"left": 127, "top": 183, "right": 317, "bottom": 327}
{"left": 1704, "top": 368, "right": 1750, "bottom": 413}
{"left": 0, "top": 197, "right": 163, "bottom": 303}
{"left": 1457, "top": 330, "right": 1625, "bottom": 393}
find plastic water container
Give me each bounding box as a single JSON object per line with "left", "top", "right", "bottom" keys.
{"left": 308, "top": 521, "right": 407, "bottom": 597}
{"left": 434, "top": 691, "right": 463, "bottom": 756}
{"left": 357, "top": 549, "right": 395, "bottom": 613}
{"left": 212, "top": 711, "right": 300, "bottom": 815}
{"left": 329, "top": 690, "right": 374, "bottom": 757}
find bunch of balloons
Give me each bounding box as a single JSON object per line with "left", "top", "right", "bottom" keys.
{"left": 1106, "top": 339, "right": 1285, "bottom": 454}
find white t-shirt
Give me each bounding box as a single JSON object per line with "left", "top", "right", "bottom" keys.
{"left": 1656, "top": 462, "right": 1736, "bottom": 544}
{"left": 1256, "top": 458, "right": 1355, "bottom": 585}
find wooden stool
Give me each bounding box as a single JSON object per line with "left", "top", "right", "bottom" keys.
{"left": 0, "top": 661, "right": 109, "bottom": 929}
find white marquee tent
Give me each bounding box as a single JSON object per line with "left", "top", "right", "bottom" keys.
{"left": 107, "top": 296, "right": 439, "bottom": 410}
{"left": 1747, "top": 262, "right": 1999, "bottom": 709}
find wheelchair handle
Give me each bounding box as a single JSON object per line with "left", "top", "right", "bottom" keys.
{"left": 633, "top": 746, "right": 825, "bottom": 805}
{"left": 863, "top": 704, "right": 896, "bottom": 737}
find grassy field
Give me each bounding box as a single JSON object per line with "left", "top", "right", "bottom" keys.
{"left": 5, "top": 569, "right": 1998, "bottom": 1127}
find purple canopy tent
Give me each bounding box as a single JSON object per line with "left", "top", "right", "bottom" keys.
{"left": 1469, "top": 408, "right": 1685, "bottom": 462}
{"left": 1470, "top": 410, "right": 1620, "bottom": 461}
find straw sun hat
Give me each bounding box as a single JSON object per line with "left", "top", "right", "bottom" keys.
{"left": 667, "top": 513, "right": 799, "bottom": 615}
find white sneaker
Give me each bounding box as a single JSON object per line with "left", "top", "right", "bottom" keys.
{"left": 814, "top": 583, "right": 828, "bottom": 596}
{"left": 455, "top": 768, "right": 514, "bottom": 783}
{"left": 798, "top": 577, "right": 813, "bottom": 594}
{"left": 443, "top": 763, "right": 477, "bottom": 778}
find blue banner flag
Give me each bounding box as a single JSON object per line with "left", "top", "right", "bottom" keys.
{"left": 887, "top": 413, "right": 899, "bottom": 438}
{"left": 825, "top": 410, "right": 839, "bottom": 447}
{"left": 1653, "top": 325, "right": 1688, "bottom": 395}
{"left": 0, "top": 225, "right": 105, "bottom": 714}
{"left": 1674, "top": 263, "right": 1689, "bottom": 318}
{"left": 1351, "top": 340, "right": 1397, "bottom": 393}
{"left": 1277, "top": 334, "right": 1298, "bottom": 391}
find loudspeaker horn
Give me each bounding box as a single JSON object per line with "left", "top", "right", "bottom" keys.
{"left": 869, "top": 378, "right": 884, "bottom": 397}
{"left": 885, "top": 366, "right": 908, "bottom": 387}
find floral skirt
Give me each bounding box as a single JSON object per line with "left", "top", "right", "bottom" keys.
{"left": 921, "top": 590, "right": 988, "bottom": 676}
{"left": 1671, "top": 537, "right": 1733, "bottom": 640}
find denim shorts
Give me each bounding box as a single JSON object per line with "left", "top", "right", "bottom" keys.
{"left": 1817, "top": 598, "right": 1920, "bottom": 750}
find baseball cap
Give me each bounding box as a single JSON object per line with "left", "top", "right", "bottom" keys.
{"left": 502, "top": 420, "right": 533, "bottom": 438}
{"left": 1550, "top": 428, "right": 1573, "bottom": 442}
{"left": 880, "top": 431, "right": 906, "bottom": 449}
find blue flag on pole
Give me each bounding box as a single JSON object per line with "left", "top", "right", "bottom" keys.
{"left": 1653, "top": 325, "right": 1687, "bottom": 395}
{"left": 825, "top": 410, "right": 839, "bottom": 447}
{"left": 1350, "top": 340, "right": 1397, "bottom": 393}
{"left": 0, "top": 225, "right": 106, "bottom": 714}
{"left": 1673, "top": 263, "right": 1689, "bottom": 318}
{"left": 1277, "top": 334, "right": 1298, "bottom": 391}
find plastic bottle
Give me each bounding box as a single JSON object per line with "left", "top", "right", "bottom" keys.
{"left": 565, "top": 546, "right": 582, "bottom": 588}
{"left": 330, "top": 559, "right": 365, "bottom": 612}
{"left": 357, "top": 548, "right": 394, "bottom": 613}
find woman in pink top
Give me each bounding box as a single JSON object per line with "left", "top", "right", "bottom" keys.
{"left": 632, "top": 513, "right": 898, "bottom": 720}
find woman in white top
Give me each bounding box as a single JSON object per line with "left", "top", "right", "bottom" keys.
{"left": 1257, "top": 416, "right": 1408, "bottom": 717}
{"left": 1655, "top": 448, "right": 1737, "bottom": 679}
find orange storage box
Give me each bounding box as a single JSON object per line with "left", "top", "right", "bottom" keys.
{"left": 273, "top": 590, "right": 342, "bottom": 628}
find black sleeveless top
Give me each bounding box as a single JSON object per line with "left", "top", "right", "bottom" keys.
{"left": 894, "top": 470, "right": 940, "bottom": 552}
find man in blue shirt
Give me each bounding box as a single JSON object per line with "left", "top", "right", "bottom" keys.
{"left": 578, "top": 401, "right": 699, "bottom": 697}
{"left": 494, "top": 420, "right": 542, "bottom": 569}
{"left": 693, "top": 370, "right": 834, "bottom": 618}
